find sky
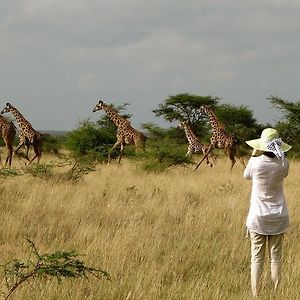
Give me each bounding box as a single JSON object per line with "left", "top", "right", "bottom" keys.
{"left": 1, "top": 0, "right": 300, "bottom": 131}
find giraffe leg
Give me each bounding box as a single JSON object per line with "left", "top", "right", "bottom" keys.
{"left": 228, "top": 148, "right": 236, "bottom": 171}
{"left": 230, "top": 158, "right": 236, "bottom": 171}
{"left": 207, "top": 155, "right": 213, "bottom": 167}
{"left": 24, "top": 143, "right": 30, "bottom": 160}
{"left": 5, "top": 144, "right": 14, "bottom": 167}
{"left": 14, "top": 141, "right": 30, "bottom": 161}
{"left": 37, "top": 146, "right": 42, "bottom": 163}
{"left": 29, "top": 144, "right": 40, "bottom": 164}
{"left": 202, "top": 149, "right": 213, "bottom": 167}
{"left": 194, "top": 144, "right": 214, "bottom": 171}
{"left": 211, "top": 153, "right": 217, "bottom": 163}
{"left": 108, "top": 141, "right": 121, "bottom": 163}
{"left": 14, "top": 134, "right": 30, "bottom": 160}
{"left": 32, "top": 145, "right": 42, "bottom": 164}
{"left": 29, "top": 157, "right": 38, "bottom": 164}
{"left": 236, "top": 146, "right": 246, "bottom": 167}
{"left": 186, "top": 147, "right": 192, "bottom": 157}
{"left": 14, "top": 142, "right": 23, "bottom": 155}
{"left": 29, "top": 154, "right": 38, "bottom": 164}
{"left": 118, "top": 144, "right": 125, "bottom": 164}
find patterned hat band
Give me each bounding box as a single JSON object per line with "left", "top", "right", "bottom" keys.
{"left": 266, "top": 138, "right": 284, "bottom": 160}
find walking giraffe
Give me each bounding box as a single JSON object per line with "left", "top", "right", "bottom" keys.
{"left": 194, "top": 105, "right": 245, "bottom": 170}
{"left": 93, "top": 100, "right": 146, "bottom": 163}
{"left": 1, "top": 103, "right": 43, "bottom": 163}
{"left": 0, "top": 115, "right": 16, "bottom": 167}
{"left": 180, "top": 120, "right": 216, "bottom": 167}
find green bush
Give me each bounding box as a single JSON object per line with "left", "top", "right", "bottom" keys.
{"left": 1, "top": 239, "right": 110, "bottom": 299}
{"left": 23, "top": 163, "right": 53, "bottom": 179}
{"left": 64, "top": 121, "right": 115, "bottom": 156}
{"left": 140, "top": 139, "right": 192, "bottom": 172}
{"left": 0, "top": 168, "right": 19, "bottom": 178}
{"left": 42, "top": 133, "right": 65, "bottom": 154}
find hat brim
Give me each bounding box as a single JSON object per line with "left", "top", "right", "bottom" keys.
{"left": 246, "top": 138, "right": 292, "bottom": 152}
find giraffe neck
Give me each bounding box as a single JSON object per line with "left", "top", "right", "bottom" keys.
{"left": 183, "top": 125, "right": 199, "bottom": 144}
{"left": 101, "top": 104, "right": 129, "bottom": 127}
{"left": 205, "top": 110, "right": 222, "bottom": 133}
{"left": 9, "top": 106, "right": 31, "bottom": 131}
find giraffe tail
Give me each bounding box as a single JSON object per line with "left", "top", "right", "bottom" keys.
{"left": 141, "top": 132, "right": 148, "bottom": 141}
{"left": 233, "top": 134, "right": 242, "bottom": 145}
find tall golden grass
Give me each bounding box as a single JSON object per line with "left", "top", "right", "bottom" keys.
{"left": 0, "top": 155, "right": 299, "bottom": 299}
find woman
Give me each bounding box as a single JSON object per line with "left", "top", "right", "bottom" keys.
{"left": 244, "top": 128, "right": 292, "bottom": 297}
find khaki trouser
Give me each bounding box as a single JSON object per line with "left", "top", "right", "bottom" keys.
{"left": 249, "top": 231, "right": 284, "bottom": 297}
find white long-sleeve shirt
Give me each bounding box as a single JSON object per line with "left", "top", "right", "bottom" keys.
{"left": 244, "top": 155, "right": 289, "bottom": 235}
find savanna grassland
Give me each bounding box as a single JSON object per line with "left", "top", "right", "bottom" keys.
{"left": 0, "top": 154, "right": 299, "bottom": 300}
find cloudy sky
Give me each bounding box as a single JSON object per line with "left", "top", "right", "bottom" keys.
{"left": 1, "top": 0, "right": 300, "bottom": 131}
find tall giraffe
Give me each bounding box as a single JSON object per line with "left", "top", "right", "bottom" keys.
{"left": 93, "top": 100, "right": 146, "bottom": 163}
{"left": 194, "top": 105, "right": 245, "bottom": 170}
{"left": 180, "top": 120, "right": 216, "bottom": 167}
{"left": 1, "top": 103, "right": 43, "bottom": 163}
{"left": 0, "top": 115, "right": 16, "bottom": 167}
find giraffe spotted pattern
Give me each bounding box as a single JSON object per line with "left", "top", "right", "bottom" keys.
{"left": 93, "top": 100, "right": 146, "bottom": 163}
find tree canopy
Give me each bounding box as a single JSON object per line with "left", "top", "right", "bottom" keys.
{"left": 268, "top": 96, "right": 300, "bottom": 152}
{"left": 153, "top": 93, "right": 262, "bottom": 143}
{"left": 215, "top": 104, "right": 263, "bottom": 142}
{"left": 153, "top": 93, "right": 220, "bottom": 140}
{"left": 153, "top": 93, "right": 220, "bottom": 123}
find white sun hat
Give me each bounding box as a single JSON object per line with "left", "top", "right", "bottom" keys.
{"left": 246, "top": 128, "right": 292, "bottom": 159}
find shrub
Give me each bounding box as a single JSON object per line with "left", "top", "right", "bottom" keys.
{"left": 141, "top": 140, "right": 192, "bottom": 172}
{"left": 42, "top": 133, "right": 65, "bottom": 154}
{"left": 23, "top": 163, "right": 53, "bottom": 179}
{"left": 64, "top": 121, "right": 115, "bottom": 156}
{"left": 1, "top": 239, "right": 110, "bottom": 299}
{"left": 0, "top": 168, "right": 19, "bottom": 178}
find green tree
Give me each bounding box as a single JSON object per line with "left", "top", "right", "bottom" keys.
{"left": 215, "top": 104, "right": 263, "bottom": 143}
{"left": 268, "top": 96, "right": 300, "bottom": 152}
{"left": 153, "top": 93, "right": 262, "bottom": 143}
{"left": 142, "top": 122, "right": 185, "bottom": 143}
{"left": 153, "top": 93, "right": 220, "bottom": 139}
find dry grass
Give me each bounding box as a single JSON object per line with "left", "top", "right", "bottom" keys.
{"left": 0, "top": 154, "right": 299, "bottom": 300}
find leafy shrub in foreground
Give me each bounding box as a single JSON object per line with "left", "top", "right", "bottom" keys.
{"left": 23, "top": 163, "right": 53, "bottom": 179}
{"left": 1, "top": 239, "right": 110, "bottom": 300}
{"left": 0, "top": 168, "right": 19, "bottom": 178}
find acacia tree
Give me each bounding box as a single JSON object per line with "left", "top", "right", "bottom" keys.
{"left": 268, "top": 96, "right": 300, "bottom": 152}
{"left": 153, "top": 93, "right": 220, "bottom": 139}
{"left": 153, "top": 93, "right": 220, "bottom": 122}
{"left": 153, "top": 93, "right": 262, "bottom": 143}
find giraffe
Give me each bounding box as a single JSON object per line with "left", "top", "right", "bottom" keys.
{"left": 0, "top": 115, "right": 16, "bottom": 167}
{"left": 194, "top": 105, "right": 245, "bottom": 170}
{"left": 180, "top": 120, "right": 216, "bottom": 167}
{"left": 1, "top": 103, "right": 43, "bottom": 163}
{"left": 93, "top": 100, "right": 146, "bottom": 163}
